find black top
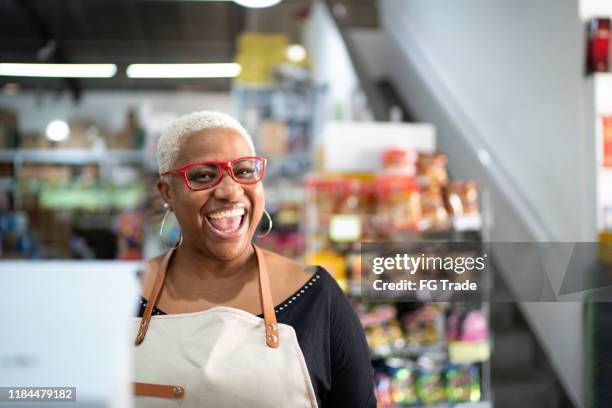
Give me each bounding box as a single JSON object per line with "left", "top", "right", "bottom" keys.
{"left": 136, "top": 266, "right": 377, "bottom": 408}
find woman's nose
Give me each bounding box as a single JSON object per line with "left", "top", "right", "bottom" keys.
{"left": 213, "top": 169, "right": 243, "bottom": 200}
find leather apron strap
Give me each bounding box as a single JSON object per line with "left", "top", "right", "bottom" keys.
{"left": 134, "top": 244, "right": 279, "bottom": 348}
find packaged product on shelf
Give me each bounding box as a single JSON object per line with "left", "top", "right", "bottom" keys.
{"left": 259, "top": 120, "right": 288, "bottom": 157}
{"left": 373, "top": 368, "right": 393, "bottom": 407}
{"left": 258, "top": 232, "right": 304, "bottom": 259}
{"left": 358, "top": 304, "right": 397, "bottom": 329}
{"left": 109, "top": 110, "right": 144, "bottom": 150}
{"left": 417, "top": 152, "right": 448, "bottom": 186}
{"left": 287, "top": 122, "right": 309, "bottom": 152}
{"left": 420, "top": 184, "right": 450, "bottom": 231}
{"left": 445, "top": 180, "right": 479, "bottom": 216}
{"left": 447, "top": 308, "right": 488, "bottom": 342}
{"left": 445, "top": 364, "right": 481, "bottom": 403}
{"left": 346, "top": 251, "right": 362, "bottom": 286}
{"left": 415, "top": 359, "right": 446, "bottom": 405}
{"left": 374, "top": 175, "right": 421, "bottom": 234}
{"left": 19, "top": 131, "right": 50, "bottom": 149}
{"left": 116, "top": 210, "right": 144, "bottom": 260}
{"left": 0, "top": 108, "right": 18, "bottom": 149}
{"left": 57, "top": 120, "right": 96, "bottom": 149}
{"left": 234, "top": 32, "right": 289, "bottom": 85}
{"left": 304, "top": 177, "right": 337, "bottom": 248}
{"left": 360, "top": 305, "right": 406, "bottom": 357}
{"left": 387, "top": 358, "right": 419, "bottom": 406}
{"left": 329, "top": 179, "right": 364, "bottom": 243}
{"left": 305, "top": 250, "right": 346, "bottom": 287}
{"left": 381, "top": 147, "right": 417, "bottom": 176}
{"left": 401, "top": 304, "right": 446, "bottom": 345}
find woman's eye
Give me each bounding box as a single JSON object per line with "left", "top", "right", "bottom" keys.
{"left": 235, "top": 168, "right": 255, "bottom": 175}
{"left": 189, "top": 172, "right": 215, "bottom": 180}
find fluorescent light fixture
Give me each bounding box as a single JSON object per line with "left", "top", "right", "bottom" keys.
{"left": 46, "top": 120, "right": 70, "bottom": 142}
{"left": 126, "top": 63, "right": 241, "bottom": 78}
{"left": 0, "top": 63, "right": 117, "bottom": 78}
{"left": 233, "top": 0, "right": 282, "bottom": 8}
{"left": 286, "top": 44, "right": 306, "bottom": 63}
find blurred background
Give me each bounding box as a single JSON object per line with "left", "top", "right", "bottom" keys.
{"left": 1, "top": 0, "right": 612, "bottom": 407}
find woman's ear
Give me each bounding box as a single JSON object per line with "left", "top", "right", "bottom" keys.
{"left": 156, "top": 179, "right": 172, "bottom": 208}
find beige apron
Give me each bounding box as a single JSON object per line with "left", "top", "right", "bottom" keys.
{"left": 131, "top": 245, "right": 318, "bottom": 408}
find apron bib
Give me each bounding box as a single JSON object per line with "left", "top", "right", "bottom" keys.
{"left": 131, "top": 245, "right": 318, "bottom": 408}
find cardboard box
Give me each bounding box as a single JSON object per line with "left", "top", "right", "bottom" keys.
{"left": 259, "top": 120, "right": 288, "bottom": 157}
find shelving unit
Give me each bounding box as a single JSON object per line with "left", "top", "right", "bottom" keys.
{"left": 301, "top": 121, "right": 492, "bottom": 408}
{"left": 231, "top": 83, "right": 326, "bottom": 258}
{"left": 0, "top": 146, "right": 148, "bottom": 259}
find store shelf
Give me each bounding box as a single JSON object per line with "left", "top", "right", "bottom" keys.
{"left": 0, "top": 177, "right": 13, "bottom": 192}
{"left": 391, "top": 403, "right": 490, "bottom": 408}
{"left": 0, "top": 149, "right": 145, "bottom": 165}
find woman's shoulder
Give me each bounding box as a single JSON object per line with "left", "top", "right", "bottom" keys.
{"left": 259, "top": 248, "right": 320, "bottom": 302}
{"left": 140, "top": 253, "right": 167, "bottom": 296}
{"left": 260, "top": 247, "right": 313, "bottom": 278}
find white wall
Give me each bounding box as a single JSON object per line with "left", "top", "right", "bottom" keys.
{"left": 302, "top": 0, "right": 360, "bottom": 121}
{"left": 379, "top": 0, "right": 591, "bottom": 405}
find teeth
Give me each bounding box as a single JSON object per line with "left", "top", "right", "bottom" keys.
{"left": 208, "top": 208, "right": 245, "bottom": 219}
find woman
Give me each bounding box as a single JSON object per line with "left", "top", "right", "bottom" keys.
{"left": 133, "top": 111, "right": 377, "bottom": 407}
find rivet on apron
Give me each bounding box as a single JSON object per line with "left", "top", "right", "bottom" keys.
{"left": 172, "top": 386, "right": 183, "bottom": 397}
{"left": 268, "top": 323, "right": 277, "bottom": 331}
{"left": 267, "top": 335, "right": 277, "bottom": 343}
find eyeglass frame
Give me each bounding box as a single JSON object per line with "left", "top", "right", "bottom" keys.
{"left": 160, "top": 156, "right": 268, "bottom": 191}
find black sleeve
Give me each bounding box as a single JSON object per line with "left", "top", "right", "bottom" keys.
{"left": 325, "top": 275, "right": 378, "bottom": 408}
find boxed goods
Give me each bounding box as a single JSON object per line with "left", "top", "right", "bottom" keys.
{"left": 417, "top": 152, "right": 448, "bottom": 186}
{"left": 259, "top": 120, "right": 288, "bottom": 157}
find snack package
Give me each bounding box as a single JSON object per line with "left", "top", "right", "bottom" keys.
{"left": 387, "top": 359, "right": 419, "bottom": 406}
{"left": 445, "top": 180, "right": 479, "bottom": 216}
{"left": 447, "top": 308, "right": 488, "bottom": 342}
{"left": 416, "top": 364, "right": 446, "bottom": 404}
{"left": 417, "top": 152, "right": 448, "bottom": 186}
{"left": 402, "top": 304, "right": 446, "bottom": 345}
{"left": 373, "top": 370, "right": 394, "bottom": 407}
{"left": 420, "top": 185, "right": 450, "bottom": 231}
{"left": 374, "top": 175, "right": 421, "bottom": 233}
{"left": 381, "top": 148, "right": 417, "bottom": 176}
{"left": 445, "top": 364, "right": 481, "bottom": 402}
{"left": 365, "top": 319, "right": 404, "bottom": 357}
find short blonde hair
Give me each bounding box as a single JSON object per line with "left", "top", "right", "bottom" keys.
{"left": 157, "top": 111, "right": 255, "bottom": 179}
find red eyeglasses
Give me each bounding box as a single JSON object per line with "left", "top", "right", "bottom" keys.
{"left": 161, "top": 156, "right": 267, "bottom": 191}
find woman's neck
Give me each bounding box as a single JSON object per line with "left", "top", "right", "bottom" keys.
{"left": 165, "top": 243, "right": 258, "bottom": 298}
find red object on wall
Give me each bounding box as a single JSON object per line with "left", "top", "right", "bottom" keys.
{"left": 604, "top": 116, "right": 612, "bottom": 168}
{"left": 589, "top": 18, "right": 611, "bottom": 73}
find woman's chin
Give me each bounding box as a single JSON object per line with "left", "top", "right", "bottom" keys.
{"left": 200, "top": 217, "right": 254, "bottom": 260}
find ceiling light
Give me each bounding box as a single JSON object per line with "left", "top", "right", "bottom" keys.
{"left": 286, "top": 44, "right": 306, "bottom": 63}
{"left": 233, "top": 0, "right": 282, "bottom": 8}
{"left": 126, "top": 63, "right": 241, "bottom": 78}
{"left": 46, "top": 120, "right": 70, "bottom": 142}
{"left": 0, "top": 63, "right": 117, "bottom": 78}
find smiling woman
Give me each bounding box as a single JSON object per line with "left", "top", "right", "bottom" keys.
{"left": 132, "top": 111, "right": 377, "bottom": 408}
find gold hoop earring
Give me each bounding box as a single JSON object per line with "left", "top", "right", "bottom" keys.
{"left": 160, "top": 207, "right": 183, "bottom": 248}
{"left": 173, "top": 233, "right": 183, "bottom": 249}
{"left": 256, "top": 209, "right": 273, "bottom": 238}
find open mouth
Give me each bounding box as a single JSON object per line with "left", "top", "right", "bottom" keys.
{"left": 204, "top": 207, "right": 248, "bottom": 239}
